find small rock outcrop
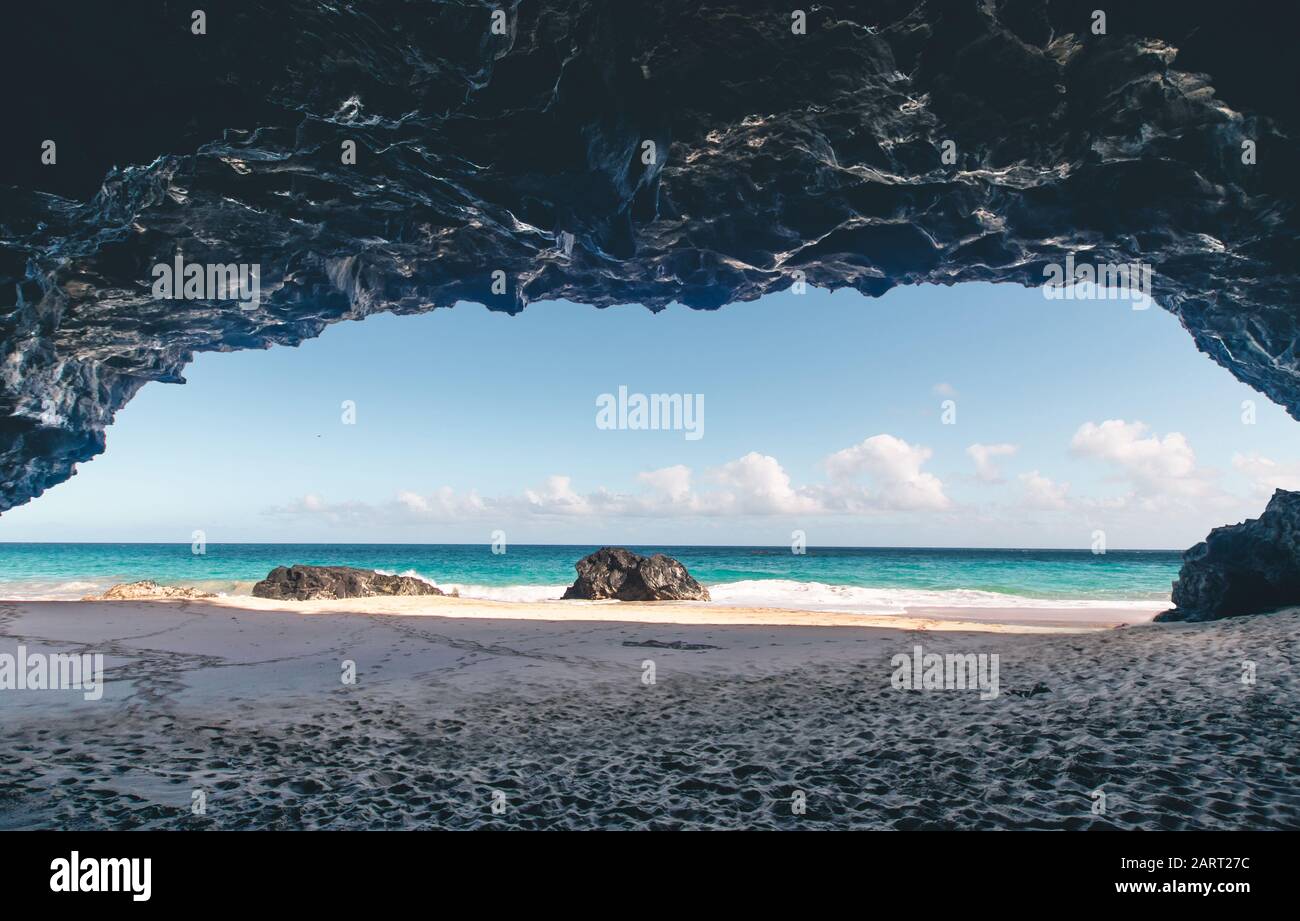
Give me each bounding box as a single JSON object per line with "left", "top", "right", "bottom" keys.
{"left": 251, "top": 565, "right": 444, "bottom": 601}
{"left": 562, "top": 548, "right": 710, "bottom": 601}
{"left": 1156, "top": 489, "right": 1300, "bottom": 622}
{"left": 83, "top": 580, "right": 216, "bottom": 601}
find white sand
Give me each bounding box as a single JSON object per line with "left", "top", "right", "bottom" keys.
{"left": 201, "top": 591, "right": 1146, "bottom": 631}
{"left": 0, "top": 596, "right": 1294, "bottom": 829}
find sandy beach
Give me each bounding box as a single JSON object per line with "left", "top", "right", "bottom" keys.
{"left": 1, "top": 594, "right": 1295, "bottom": 830}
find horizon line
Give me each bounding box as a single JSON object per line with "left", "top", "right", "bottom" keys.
{"left": 0, "top": 540, "right": 1184, "bottom": 553}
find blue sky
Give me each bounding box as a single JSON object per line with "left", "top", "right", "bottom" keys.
{"left": 2, "top": 282, "right": 1297, "bottom": 547}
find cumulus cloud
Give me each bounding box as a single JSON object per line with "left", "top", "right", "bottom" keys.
{"left": 1069, "top": 419, "right": 1213, "bottom": 505}
{"left": 1019, "top": 470, "right": 1070, "bottom": 509}
{"left": 269, "top": 434, "right": 950, "bottom": 525}
{"left": 1071, "top": 420, "right": 1196, "bottom": 479}
{"left": 637, "top": 464, "right": 693, "bottom": 503}
{"left": 823, "top": 434, "right": 950, "bottom": 510}
{"left": 267, "top": 423, "right": 1298, "bottom": 540}
{"left": 521, "top": 475, "right": 600, "bottom": 516}
{"left": 710, "top": 452, "right": 824, "bottom": 515}
{"left": 397, "top": 486, "right": 485, "bottom": 517}
{"left": 967, "top": 442, "right": 1019, "bottom": 482}
{"left": 1232, "top": 453, "right": 1300, "bottom": 495}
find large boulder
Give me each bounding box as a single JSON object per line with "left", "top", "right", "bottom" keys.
{"left": 251, "top": 565, "right": 444, "bottom": 601}
{"left": 1156, "top": 489, "right": 1300, "bottom": 622}
{"left": 562, "top": 548, "right": 710, "bottom": 601}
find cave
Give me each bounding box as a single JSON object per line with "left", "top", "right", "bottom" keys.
{"left": 3, "top": 0, "right": 1300, "bottom": 843}
{"left": 1, "top": 0, "right": 1297, "bottom": 516}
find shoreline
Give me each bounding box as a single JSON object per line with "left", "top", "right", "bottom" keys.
{"left": 200, "top": 592, "right": 1156, "bottom": 632}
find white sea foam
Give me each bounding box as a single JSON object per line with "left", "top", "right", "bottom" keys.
{"left": 1, "top": 573, "right": 1169, "bottom": 613}
{"left": 704, "top": 579, "right": 1168, "bottom": 614}
{"left": 442, "top": 583, "right": 572, "bottom": 603}
{"left": 382, "top": 574, "right": 1167, "bottom": 613}
{"left": 0, "top": 580, "right": 108, "bottom": 600}
{"left": 381, "top": 569, "right": 570, "bottom": 603}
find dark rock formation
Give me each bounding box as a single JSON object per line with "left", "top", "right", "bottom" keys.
{"left": 2, "top": 2, "right": 1298, "bottom": 511}
{"left": 251, "top": 565, "right": 444, "bottom": 601}
{"left": 562, "top": 547, "right": 710, "bottom": 601}
{"left": 1156, "top": 490, "right": 1300, "bottom": 622}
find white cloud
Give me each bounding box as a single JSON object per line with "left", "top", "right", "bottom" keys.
{"left": 967, "top": 442, "right": 1018, "bottom": 482}
{"left": 823, "top": 434, "right": 950, "bottom": 510}
{"left": 396, "top": 490, "right": 428, "bottom": 513}
{"left": 1019, "top": 470, "right": 1070, "bottom": 510}
{"left": 1071, "top": 420, "right": 1196, "bottom": 479}
{"left": 1232, "top": 453, "right": 1300, "bottom": 495}
{"left": 933, "top": 382, "right": 957, "bottom": 398}
{"left": 267, "top": 424, "right": 1295, "bottom": 547}
{"left": 1070, "top": 419, "right": 1212, "bottom": 504}
{"left": 709, "top": 452, "right": 823, "bottom": 515}
{"left": 397, "top": 487, "right": 485, "bottom": 517}
{"left": 521, "top": 475, "right": 602, "bottom": 516}
{"left": 637, "top": 464, "right": 693, "bottom": 503}
{"left": 270, "top": 434, "right": 951, "bottom": 525}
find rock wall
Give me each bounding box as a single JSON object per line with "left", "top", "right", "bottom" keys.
{"left": 1157, "top": 490, "right": 1300, "bottom": 622}
{"left": 2, "top": 1, "right": 1296, "bottom": 511}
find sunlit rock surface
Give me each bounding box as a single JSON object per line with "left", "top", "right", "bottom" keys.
{"left": 83, "top": 580, "right": 216, "bottom": 602}
{"left": 1, "top": 1, "right": 1296, "bottom": 511}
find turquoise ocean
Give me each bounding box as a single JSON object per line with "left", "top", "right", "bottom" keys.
{"left": 0, "top": 544, "right": 1178, "bottom": 613}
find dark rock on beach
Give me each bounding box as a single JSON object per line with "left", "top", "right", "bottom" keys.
{"left": 1156, "top": 489, "right": 1300, "bottom": 622}
{"left": 562, "top": 547, "right": 710, "bottom": 601}
{"left": 251, "top": 565, "right": 444, "bottom": 602}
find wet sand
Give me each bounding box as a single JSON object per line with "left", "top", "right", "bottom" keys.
{"left": 0, "top": 597, "right": 1295, "bottom": 829}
